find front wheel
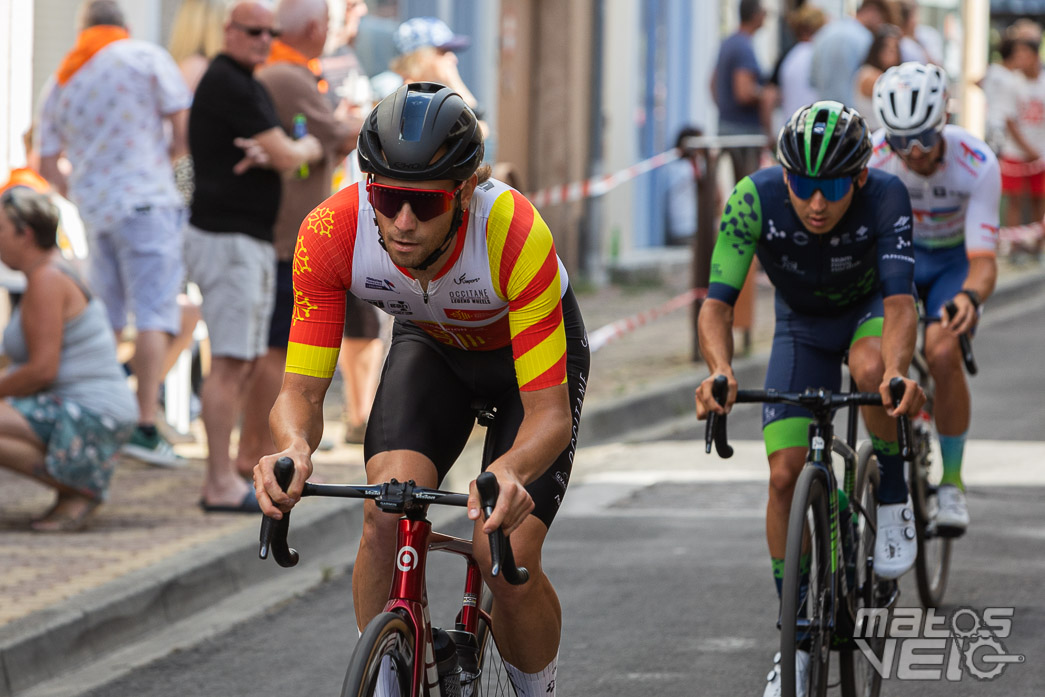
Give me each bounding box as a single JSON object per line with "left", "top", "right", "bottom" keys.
{"left": 780, "top": 465, "right": 834, "bottom": 697}
{"left": 473, "top": 589, "right": 519, "bottom": 696}
{"left": 341, "top": 612, "right": 415, "bottom": 697}
{"left": 909, "top": 421, "right": 952, "bottom": 607}
{"left": 840, "top": 442, "right": 883, "bottom": 697}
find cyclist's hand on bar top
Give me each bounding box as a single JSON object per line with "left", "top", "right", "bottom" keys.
{"left": 254, "top": 447, "right": 313, "bottom": 519}
{"left": 468, "top": 465, "right": 534, "bottom": 537}
{"left": 941, "top": 293, "right": 978, "bottom": 335}
{"left": 879, "top": 374, "right": 925, "bottom": 417}
{"left": 695, "top": 371, "right": 736, "bottom": 420}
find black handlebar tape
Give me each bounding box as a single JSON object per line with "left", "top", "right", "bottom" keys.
{"left": 474, "top": 472, "right": 529, "bottom": 585}
{"left": 888, "top": 377, "right": 913, "bottom": 461}
{"left": 705, "top": 375, "right": 734, "bottom": 458}
{"left": 943, "top": 300, "right": 978, "bottom": 376}
{"left": 259, "top": 456, "right": 300, "bottom": 567}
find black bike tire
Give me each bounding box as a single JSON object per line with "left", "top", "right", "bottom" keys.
{"left": 839, "top": 442, "right": 883, "bottom": 697}
{"left": 909, "top": 423, "right": 952, "bottom": 607}
{"left": 780, "top": 465, "right": 833, "bottom": 697}
{"left": 341, "top": 611, "right": 415, "bottom": 697}
{"left": 474, "top": 589, "right": 519, "bottom": 696}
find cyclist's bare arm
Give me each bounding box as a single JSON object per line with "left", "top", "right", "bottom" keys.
{"left": 695, "top": 297, "right": 738, "bottom": 419}
{"left": 945, "top": 255, "right": 997, "bottom": 334}
{"left": 468, "top": 383, "right": 571, "bottom": 536}
{"left": 880, "top": 293, "right": 923, "bottom": 416}
{"left": 256, "top": 372, "right": 331, "bottom": 518}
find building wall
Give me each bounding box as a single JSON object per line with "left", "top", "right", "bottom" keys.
{"left": 1, "top": 0, "right": 35, "bottom": 176}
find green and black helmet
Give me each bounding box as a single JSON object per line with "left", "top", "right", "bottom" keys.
{"left": 777, "top": 101, "right": 872, "bottom": 178}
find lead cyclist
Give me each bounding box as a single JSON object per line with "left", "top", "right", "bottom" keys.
{"left": 869, "top": 62, "right": 1002, "bottom": 535}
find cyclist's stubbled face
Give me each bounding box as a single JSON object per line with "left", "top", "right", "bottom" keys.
{"left": 897, "top": 140, "right": 944, "bottom": 178}
{"left": 371, "top": 175, "right": 477, "bottom": 272}
{"left": 784, "top": 168, "right": 868, "bottom": 235}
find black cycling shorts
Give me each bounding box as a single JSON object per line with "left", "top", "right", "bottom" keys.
{"left": 343, "top": 292, "right": 381, "bottom": 339}
{"left": 364, "top": 285, "right": 590, "bottom": 528}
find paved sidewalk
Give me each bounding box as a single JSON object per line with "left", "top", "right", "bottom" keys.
{"left": 2, "top": 262, "right": 1043, "bottom": 697}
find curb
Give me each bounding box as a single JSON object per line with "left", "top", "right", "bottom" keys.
{"left": 0, "top": 498, "right": 363, "bottom": 697}
{"left": 3, "top": 268, "right": 1042, "bottom": 696}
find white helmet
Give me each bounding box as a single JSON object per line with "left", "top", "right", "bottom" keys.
{"left": 872, "top": 62, "right": 949, "bottom": 136}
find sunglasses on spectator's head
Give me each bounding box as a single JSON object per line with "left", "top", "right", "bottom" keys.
{"left": 1, "top": 188, "right": 30, "bottom": 230}
{"left": 366, "top": 181, "right": 463, "bottom": 221}
{"left": 886, "top": 126, "right": 943, "bottom": 155}
{"left": 232, "top": 21, "right": 280, "bottom": 38}
{"left": 785, "top": 172, "right": 855, "bottom": 202}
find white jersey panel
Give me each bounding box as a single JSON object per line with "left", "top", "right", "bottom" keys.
{"left": 868, "top": 125, "right": 1000, "bottom": 255}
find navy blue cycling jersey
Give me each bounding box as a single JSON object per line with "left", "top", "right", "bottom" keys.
{"left": 708, "top": 166, "right": 916, "bottom": 316}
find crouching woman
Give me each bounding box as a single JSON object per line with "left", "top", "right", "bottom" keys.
{"left": 0, "top": 186, "right": 136, "bottom": 531}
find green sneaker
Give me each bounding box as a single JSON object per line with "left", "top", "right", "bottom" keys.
{"left": 121, "top": 426, "right": 186, "bottom": 468}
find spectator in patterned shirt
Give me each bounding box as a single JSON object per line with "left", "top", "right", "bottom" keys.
{"left": 38, "top": 0, "right": 192, "bottom": 468}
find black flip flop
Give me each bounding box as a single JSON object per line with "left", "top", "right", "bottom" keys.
{"left": 199, "top": 488, "right": 262, "bottom": 514}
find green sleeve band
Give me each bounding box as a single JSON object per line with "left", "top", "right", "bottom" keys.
{"left": 709, "top": 176, "right": 763, "bottom": 298}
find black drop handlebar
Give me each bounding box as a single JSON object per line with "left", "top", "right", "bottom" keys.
{"left": 258, "top": 458, "right": 529, "bottom": 585}
{"left": 704, "top": 376, "right": 914, "bottom": 460}
{"left": 943, "top": 300, "right": 978, "bottom": 376}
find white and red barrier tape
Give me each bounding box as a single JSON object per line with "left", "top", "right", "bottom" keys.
{"left": 527, "top": 149, "right": 681, "bottom": 208}
{"left": 588, "top": 287, "right": 707, "bottom": 353}
{"left": 999, "top": 220, "right": 1045, "bottom": 250}
{"left": 526, "top": 134, "right": 770, "bottom": 209}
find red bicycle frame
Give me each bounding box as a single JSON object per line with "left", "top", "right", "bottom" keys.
{"left": 384, "top": 515, "right": 489, "bottom": 696}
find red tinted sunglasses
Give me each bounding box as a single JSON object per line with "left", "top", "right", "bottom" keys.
{"left": 366, "top": 181, "right": 463, "bottom": 221}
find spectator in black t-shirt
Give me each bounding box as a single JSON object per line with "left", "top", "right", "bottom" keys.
{"left": 186, "top": 0, "right": 322, "bottom": 514}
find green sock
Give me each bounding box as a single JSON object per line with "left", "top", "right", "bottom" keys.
{"left": 938, "top": 432, "right": 966, "bottom": 490}
{"left": 771, "top": 554, "right": 810, "bottom": 597}
{"left": 772, "top": 557, "right": 785, "bottom": 596}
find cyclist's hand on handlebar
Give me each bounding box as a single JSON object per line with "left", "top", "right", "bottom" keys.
{"left": 254, "top": 447, "right": 313, "bottom": 519}
{"left": 467, "top": 466, "right": 534, "bottom": 537}
{"left": 941, "top": 293, "right": 978, "bottom": 335}
{"left": 879, "top": 374, "right": 925, "bottom": 417}
{"left": 695, "top": 371, "right": 736, "bottom": 420}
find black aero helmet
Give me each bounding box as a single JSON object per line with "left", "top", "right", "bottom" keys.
{"left": 777, "top": 101, "right": 872, "bottom": 178}
{"left": 357, "top": 81, "right": 484, "bottom": 182}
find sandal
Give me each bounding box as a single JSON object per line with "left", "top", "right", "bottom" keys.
{"left": 30, "top": 499, "right": 100, "bottom": 533}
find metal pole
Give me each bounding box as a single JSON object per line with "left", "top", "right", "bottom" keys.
{"left": 691, "top": 147, "right": 719, "bottom": 362}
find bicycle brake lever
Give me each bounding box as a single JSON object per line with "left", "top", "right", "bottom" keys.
{"left": 705, "top": 375, "right": 734, "bottom": 458}
{"left": 259, "top": 456, "right": 300, "bottom": 567}
{"left": 888, "top": 378, "right": 913, "bottom": 461}
{"left": 943, "top": 300, "right": 978, "bottom": 376}
{"left": 475, "top": 472, "right": 529, "bottom": 585}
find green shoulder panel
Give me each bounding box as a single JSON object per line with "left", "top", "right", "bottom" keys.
{"left": 709, "top": 176, "right": 763, "bottom": 293}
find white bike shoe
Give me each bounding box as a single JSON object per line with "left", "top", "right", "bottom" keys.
{"left": 935, "top": 485, "right": 970, "bottom": 535}
{"left": 874, "top": 502, "right": 916, "bottom": 579}
{"left": 762, "top": 649, "right": 809, "bottom": 697}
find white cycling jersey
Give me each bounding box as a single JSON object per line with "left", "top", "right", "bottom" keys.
{"left": 868, "top": 125, "right": 1000, "bottom": 257}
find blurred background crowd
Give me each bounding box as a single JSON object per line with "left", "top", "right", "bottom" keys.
{"left": 0, "top": 0, "right": 1042, "bottom": 528}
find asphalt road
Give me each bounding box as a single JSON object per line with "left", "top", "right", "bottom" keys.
{"left": 76, "top": 296, "right": 1045, "bottom": 696}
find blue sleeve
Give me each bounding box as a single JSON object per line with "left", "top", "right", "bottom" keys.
{"left": 874, "top": 176, "right": 916, "bottom": 298}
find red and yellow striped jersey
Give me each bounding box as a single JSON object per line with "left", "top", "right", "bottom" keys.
{"left": 287, "top": 178, "right": 570, "bottom": 391}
